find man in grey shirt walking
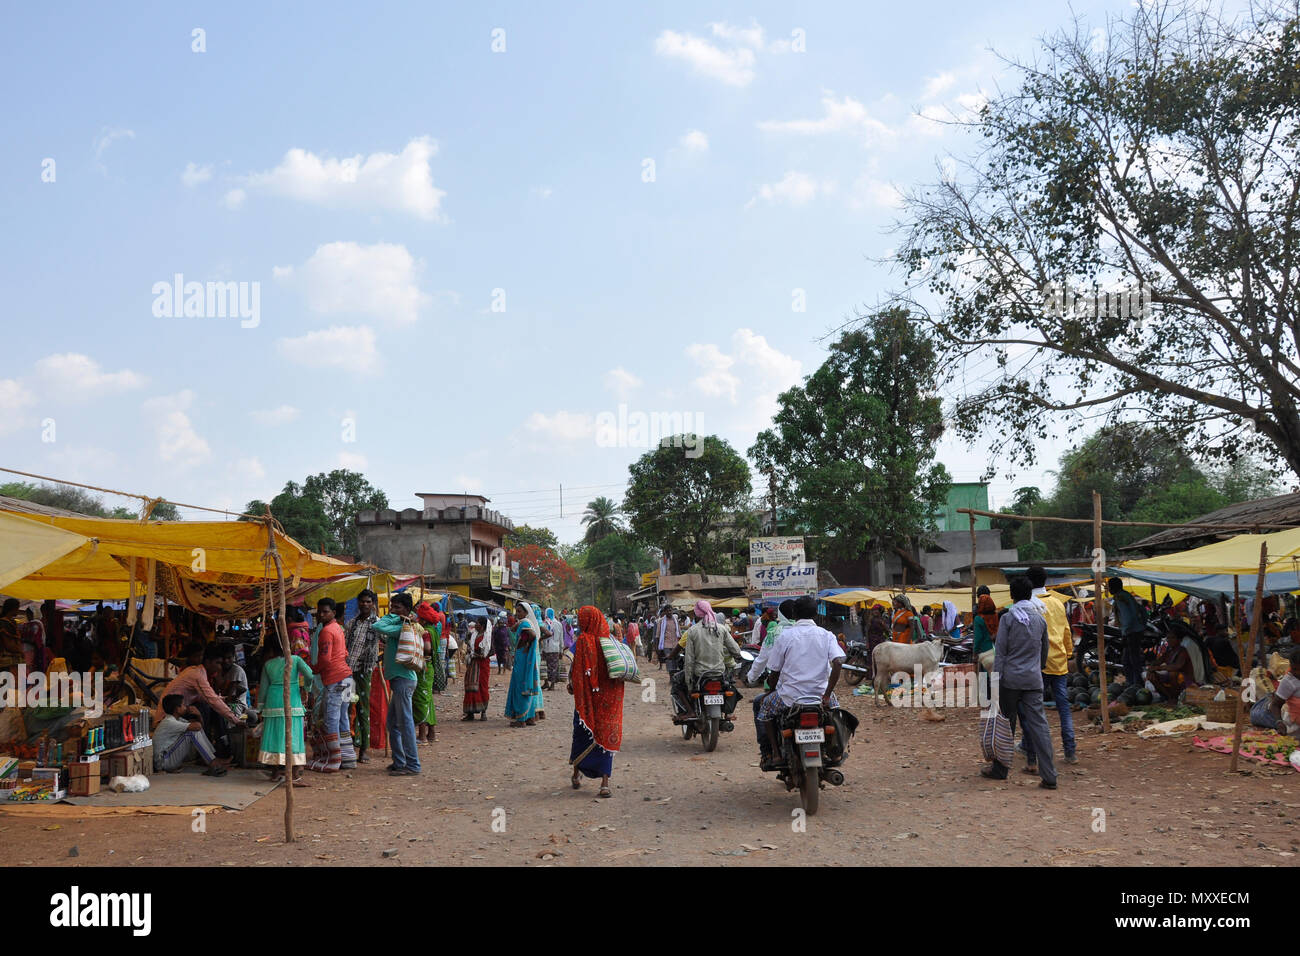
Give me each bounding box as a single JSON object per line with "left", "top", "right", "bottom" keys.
{"left": 981, "top": 575, "right": 1058, "bottom": 789}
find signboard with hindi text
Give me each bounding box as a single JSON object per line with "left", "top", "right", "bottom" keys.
{"left": 749, "top": 536, "right": 805, "bottom": 566}
{"left": 747, "top": 561, "right": 817, "bottom": 598}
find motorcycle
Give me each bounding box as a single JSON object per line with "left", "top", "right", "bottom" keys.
{"left": 761, "top": 700, "right": 857, "bottom": 815}
{"left": 734, "top": 644, "right": 762, "bottom": 685}
{"left": 941, "top": 626, "right": 973, "bottom": 664}
{"left": 671, "top": 665, "right": 742, "bottom": 752}
{"left": 840, "top": 639, "right": 873, "bottom": 686}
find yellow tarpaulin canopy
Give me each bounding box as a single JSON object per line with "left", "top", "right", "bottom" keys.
{"left": 302, "top": 573, "right": 397, "bottom": 607}
{"left": 0, "top": 512, "right": 93, "bottom": 592}
{"left": 1121, "top": 528, "right": 1300, "bottom": 575}
{"left": 0, "top": 508, "right": 371, "bottom": 603}
{"left": 1050, "top": 577, "right": 1188, "bottom": 605}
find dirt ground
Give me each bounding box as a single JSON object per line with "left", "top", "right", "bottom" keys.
{"left": 2, "top": 666, "right": 1297, "bottom": 867}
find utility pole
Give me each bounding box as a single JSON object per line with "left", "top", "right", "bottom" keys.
{"left": 766, "top": 466, "right": 778, "bottom": 535}
{"left": 559, "top": 484, "right": 563, "bottom": 519}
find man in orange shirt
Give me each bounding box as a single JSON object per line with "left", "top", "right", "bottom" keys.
{"left": 310, "top": 597, "right": 355, "bottom": 772}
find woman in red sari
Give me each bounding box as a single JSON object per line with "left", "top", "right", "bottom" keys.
{"left": 567, "top": 605, "right": 625, "bottom": 798}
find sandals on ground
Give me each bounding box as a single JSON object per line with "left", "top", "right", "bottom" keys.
{"left": 598, "top": 786, "right": 612, "bottom": 798}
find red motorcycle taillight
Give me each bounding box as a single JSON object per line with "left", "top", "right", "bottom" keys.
{"left": 799, "top": 712, "right": 820, "bottom": 728}
{"left": 704, "top": 681, "right": 722, "bottom": 695}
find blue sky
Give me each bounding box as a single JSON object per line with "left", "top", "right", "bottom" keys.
{"left": 2, "top": 1, "right": 1132, "bottom": 544}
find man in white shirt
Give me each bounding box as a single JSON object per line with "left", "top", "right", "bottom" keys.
{"left": 754, "top": 596, "right": 844, "bottom": 769}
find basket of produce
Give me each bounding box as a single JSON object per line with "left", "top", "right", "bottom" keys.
{"left": 1203, "top": 691, "right": 1239, "bottom": 723}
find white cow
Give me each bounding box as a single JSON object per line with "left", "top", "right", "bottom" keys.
{"left": 871, "top": 638, "right": 945, "bottom": 704}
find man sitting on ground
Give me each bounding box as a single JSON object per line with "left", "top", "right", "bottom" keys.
{"left": 153, "top": 694, "right": 230, "bottom": 776}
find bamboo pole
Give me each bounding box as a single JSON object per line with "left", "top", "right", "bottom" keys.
{"left": 1229, "top": 543, "right": 1269, "bottom": 773}
{"left": 969, "top": 513, "right": 978, "bottom": 618}
{"left": 263, "top": 513, "right": 295, "bottom": 844}
{"left": 1094, "top": 491, "right": 1111, "bottom": 734}
{"left": 1234, "top": 575, "right": 1241, "bottom": 664}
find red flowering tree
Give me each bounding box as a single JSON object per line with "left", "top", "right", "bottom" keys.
{"left": 506, "top": 544, "right": 579, "bottom": 607}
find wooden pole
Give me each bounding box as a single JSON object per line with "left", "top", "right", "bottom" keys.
{"left": 1093, "top": 491, "right": 1111, "bottom": 734}
{"left": 1229, "top": 543, "right": 1268, "bottom": 773}
{"left": 1233, "top": 575, "right": 1241, "bottom": 664}
{"left": 263, "top": 513, "right": 295, "bottom": 844}
{"left": 969, "top": 513, "right": 978, "bottom": 618}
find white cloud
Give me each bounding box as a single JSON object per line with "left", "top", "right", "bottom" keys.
{"left": 33, "top": 354, "right": 145, "bottom": 398}
{"left": 283, "top": 241, "right": 431, "bottom": 325}
{"left": 603, "top": 367, "right": 642, "bottom": 400}
{"left": 337, "top": 451, "right": 368, "bottom": 471}
{"left": 276, "top": 325, "right": 378, "bottom": 372}
{"left": 686, "top": 330, "right": 802, "bottom": 408}
{"left": 222, "top": 188, "right": 246, "bottom": 210}
{"left": 654, "top": 29, "right": 757, "bottom": 87}
{"left": 758, "top": 92, "right": 894, "bottom": 145}
{"left": 181, "top": 162, "right": 212, "bottom": 187}
{"left": 238, "top": 137, "right": 446, "bottom": 220}
{"left": 685, "top": 343, "right": 740, "bottom": 401}
{"left": 922, "top": 72, "right": 957, "bottom": 100}
{"left": 453, "top": 474, "right": 485, "bottom": 493}
{"left": 93, "top": 128, "right": 134, "bottom": 174}
{"left": 747, "top": 171, "right": 831, "bottom": 208}
{"left": 680, "top": 129, "right": 709, "bottom": 153}
{"left": 0, "top": 379, "right": 36, "bottom": 413}
{"left": 233, "top": 456, "right": 266, "bottom": 481}
{"left": 710, "top": 20, "right": 764, "bottom": 49}
{"left": 251, "top": 404, "right": 300, "bottom": 426}
{"left": 0, "top": 379, "right": 34, "bottom": 435}
{"left": 850, "top": 175, "right": 904, "bottom": 210}
{"left": 142, "top": 390, "right": 211, "bottom": 468}
{"left": 532, "top": 185, "right": 554, "bottom": 200}
{"left": 524, "top": 410, "right": 595, "bottom": 442}
{"left": 271, "top": 264, "right": 293, "bottom": 279}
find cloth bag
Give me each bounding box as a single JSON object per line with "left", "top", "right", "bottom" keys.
{"left": 395, "top": 619, "right": 426, "bottom": 672}
{"left": 978, "top": 700, "right": 1015, "bottom": 765}
{"left": 599, "top": 636, "right": 641, "bottom": 683}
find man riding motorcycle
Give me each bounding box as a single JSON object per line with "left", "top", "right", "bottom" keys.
{"left": 754, "top": 595, "right": 845, "bottom": 771}
{"left": 670, "top": 600, "right": 743, "bottom": 715}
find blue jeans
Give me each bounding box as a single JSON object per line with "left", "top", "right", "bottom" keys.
{"left": 323, "top": 677, "right": 353, "bottom": 740}
{"left": 1028, "top": 674, "right": 1075, "bottom": 759}
{"left": 387, "top": 677, "right": 420, "bottom": 772}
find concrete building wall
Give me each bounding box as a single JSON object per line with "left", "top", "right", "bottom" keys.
{"left": 356, "top": 522, "right": 473, "bottom": 575}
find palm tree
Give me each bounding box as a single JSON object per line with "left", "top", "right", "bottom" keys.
{"left": 581, "top": 496, "right": 624, "bottom": 543}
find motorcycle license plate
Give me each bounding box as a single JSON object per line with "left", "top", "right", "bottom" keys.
{"left": 794, "top": 728, "right": 825, "bottom": 743}
{"left": 703, "top": 694, "right": 725, "bottom": 705}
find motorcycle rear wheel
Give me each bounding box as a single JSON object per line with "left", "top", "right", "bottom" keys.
{"left": 843, "top": 656, "right": 867, "bottom": 686}
{"left": 702, "top": 716, "right": 719, "bottom": 752}
{"left": 799, "top": 767, "right": 820, "bottom": 815}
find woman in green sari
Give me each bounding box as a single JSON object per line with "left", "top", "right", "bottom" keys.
{"left": 258, "top": 625, "right": 313, "bottom": 787}
{"left": 413, "top": 602, "right": 441, "bottom": 743}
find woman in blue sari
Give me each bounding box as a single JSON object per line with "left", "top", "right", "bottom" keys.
{"left": 505, "top": 601, "right": 544, "bottom": 727}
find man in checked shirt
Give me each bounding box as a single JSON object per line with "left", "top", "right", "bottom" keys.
{"left": 345, "top": 589, "right": 381, "bottom": 764}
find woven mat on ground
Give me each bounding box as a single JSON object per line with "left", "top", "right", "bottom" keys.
{"left": 0, "top": 768, "right": 279, "bottom": 815}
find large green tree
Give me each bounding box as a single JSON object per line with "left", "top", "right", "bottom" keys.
{"left": 582, "top": 531, "right": 655, "bottom": 609}
{"left": 1034, "top": 423, "right": 1230, "bottom": 556}
{"left": 302, "top": 470, "right": 388, "bottom": 556}
{"left": 896, "top": 0, "right": 1300, "bottom": 481}
{"left": 243, "top": 482, "right": 336, "bottom": 553}
{"left": 623, "top": 435, "right": 753, "bottom": 574}
{"left": 580, "top": 496, "right": 624, "bottom": 544}
{"left": 749, "top": 311, "right": 950, "bottom": 563}
{"left": 504, "top": 524, "right": 560, "bottom": 551}
{"left": 1, "top": 481, "right": 181, "bottom": 520}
